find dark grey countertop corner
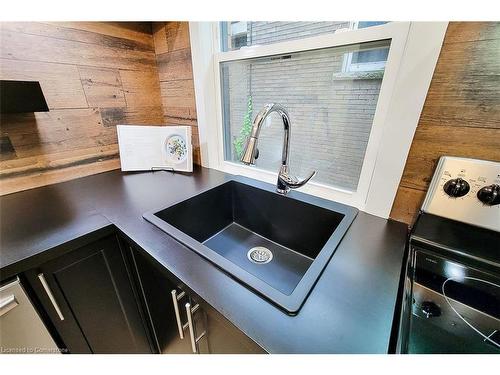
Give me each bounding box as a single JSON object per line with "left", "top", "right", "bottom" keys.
{"left": 0, "top": 166, "right": 408, "bottom": 353}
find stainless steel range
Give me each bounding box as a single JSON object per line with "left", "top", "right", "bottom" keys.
{"left": 403, "top": 156, "right": 500, "bottom": 354}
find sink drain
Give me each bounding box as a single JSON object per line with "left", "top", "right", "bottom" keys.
{"left": 247, "top": 247, "right": 273, "bottom": 264}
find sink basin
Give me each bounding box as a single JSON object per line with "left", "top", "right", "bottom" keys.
{"left": 143, "top": 177, "right": 357, "bottom": 314}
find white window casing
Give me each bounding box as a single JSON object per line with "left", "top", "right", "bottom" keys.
{"left": 189, "top": 21, "right": 448, "bottom": 219}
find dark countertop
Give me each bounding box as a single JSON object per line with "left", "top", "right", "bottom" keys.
{"left": 0, "top": 167, "right": 408, "bottom": 353}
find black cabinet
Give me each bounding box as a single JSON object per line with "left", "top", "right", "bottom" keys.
{"left": 202, "top": 300, "right": 266, "bottom": 354}
{"left": 24, "top": 235, "right": 153, "bottom": 354}
{"left": 23, "top": 230, "right": 265, "bottom": 354}
{"left": 126, "top": 242, "right": 193, "bottom": 353}
{"left": 128, "top": 244, "right": 265, "bottom": 354}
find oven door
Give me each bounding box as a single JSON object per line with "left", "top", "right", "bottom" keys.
{"left": 408, "top": 248, "right": 500, "bottom": 354}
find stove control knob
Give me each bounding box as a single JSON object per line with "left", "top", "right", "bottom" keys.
{"left": 477, "top": 184, "right": 500, "bottom": 206}
{"left": 421, "top": 301, "right": 441, "bottom": 318}
{"left": 443, "top": 178, "right": 470, "bottom": 197}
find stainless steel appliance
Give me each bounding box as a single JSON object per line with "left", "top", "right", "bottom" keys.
{"left": 0, "top": 277, "right": 60, "bottom": 354}
{"left": 404, "top": 156, "right": 500, "bottom": 354}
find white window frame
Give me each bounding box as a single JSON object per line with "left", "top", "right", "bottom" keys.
{"left": 189, "top": 22, "right": 448, "bottom": 219}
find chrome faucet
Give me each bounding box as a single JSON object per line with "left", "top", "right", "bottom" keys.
{"left": 241, "top": 103, "right": 316, "bottom": 195}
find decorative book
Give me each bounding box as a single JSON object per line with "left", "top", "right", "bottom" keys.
{"left": 117, "top": 125, "right": 193, "bottom": 172}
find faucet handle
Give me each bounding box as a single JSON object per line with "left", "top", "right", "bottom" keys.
{"left": 278, "top": 170, "right": 316, "bottom": 190}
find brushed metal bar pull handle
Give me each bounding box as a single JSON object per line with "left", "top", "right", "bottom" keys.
{"left": 0, "top": 295, "right": 19, "bottom": 317}
{"left": 171, "top": 289, "right": 186, "bottom": 339}
{"left": 195, "top": 331, "right": 206, "bottom": 345}
{"left": 185, "top": 302, "right": 200, "bottom": 353}
{"left": 38, "top": 273, "right": 65, "bottom": 321}
{"left": 182, "top": 302, "right": 199, "bottom": 330}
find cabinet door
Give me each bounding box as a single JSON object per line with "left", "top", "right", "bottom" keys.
{"left": 24, "top": 235, "right": 153, "bottom": 353}
{"left": 128, "top": 244, "right": 265, "bottom": 354}
{"left": 202, "top": 302, "right": 266, "bottom": 354}
{"left": 128, "top": 244, "right": 192, "bottom": 353}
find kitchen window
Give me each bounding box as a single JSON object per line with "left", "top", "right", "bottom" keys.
{"left": 220, "top": 21, "right": 386, "bottom": 52}
{"left": 189, "top": 22, "right": 448, "bottom": 218}
{"left": 220, "top": 40, "right": 391, "bottom": 191}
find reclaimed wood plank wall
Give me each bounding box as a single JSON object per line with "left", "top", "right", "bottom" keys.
{"left": 0, "top": 22, "right": 164, "bottom": 195}
{"left": 151, "top": 22, "right": 201, "bottom": 165}
{"left": 389, "top": 22, "right": 500, "bottom": 225}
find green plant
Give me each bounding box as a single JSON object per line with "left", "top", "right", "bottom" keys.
{"left": 233, "top": 95, "right": 253, "bottom": 159}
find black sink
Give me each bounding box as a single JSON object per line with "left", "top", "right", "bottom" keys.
{"left": 143, "top": 177, "right": 357, "bottom": 314}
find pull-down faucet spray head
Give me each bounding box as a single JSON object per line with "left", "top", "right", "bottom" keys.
{"left": 241, "top": 103, "right": 287, "bottom": 166}
{"left": 241, "top": 136, "right": 259, "bottom": 165}
{"left": 240, "top": 103, "right": 316, "bottom": 194}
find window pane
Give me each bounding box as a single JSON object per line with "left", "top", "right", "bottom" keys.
{"left": 221, "top": 21, "right": 388, "bottom": 52}
{"left": 357, "top": 21, "right": 387, "bottom": 29}
{"left": 352, "top": 48, "right": 389, "bottom": 64}
{"left": 220, "top": 40, "right": 391, "bottom": 191}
